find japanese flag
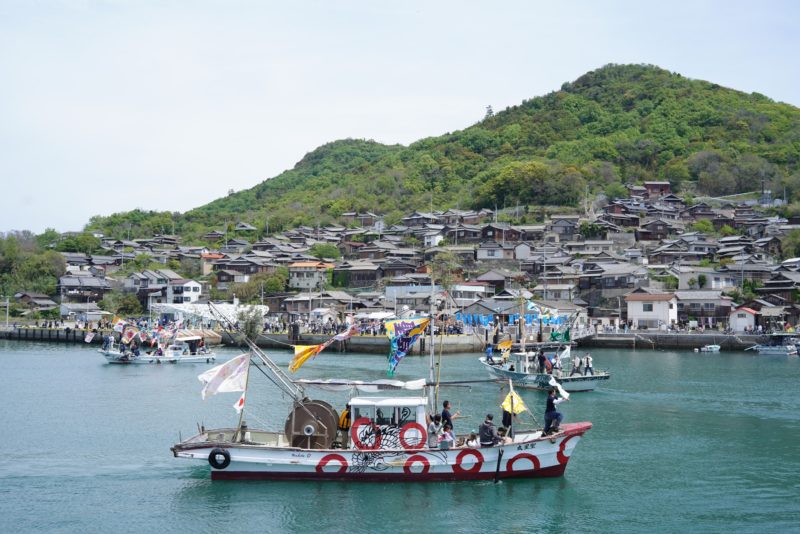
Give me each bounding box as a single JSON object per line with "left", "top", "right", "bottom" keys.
{"left": 234, "top": 392, "right": 246, "bottom": 414}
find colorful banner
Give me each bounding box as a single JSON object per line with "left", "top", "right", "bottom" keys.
{"left": 198, "top": 353, "right": 249, "bottom": 400}
{"left": 385, "top": 317, "right": 431, "bottom": 376}
{"left": 289, "top": 344, "right": 325, "bottom": 373}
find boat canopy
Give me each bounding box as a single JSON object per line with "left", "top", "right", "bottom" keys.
{"left": 349, "top": 396, "right": 428, "bottom": 407}
{"left": 294, "top": 378, "right": 427, "bottom": 392}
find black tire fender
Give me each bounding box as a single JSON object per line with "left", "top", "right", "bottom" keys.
{"left": 208, "top": 448, "right": 231, "bottom": 469}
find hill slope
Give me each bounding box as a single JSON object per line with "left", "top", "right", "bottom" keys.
{"left": 88, "top": 64, "right": 800, "bottom": 239}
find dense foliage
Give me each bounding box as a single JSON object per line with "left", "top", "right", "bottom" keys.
{"left": 83, "top": 64, "right": 800, "bottom": 241}
{"left": 0, "top": 231, "right": 66, "bottom": 297}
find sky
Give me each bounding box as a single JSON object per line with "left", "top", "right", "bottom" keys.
{"left": 1, "top": 0, "right": 798, "bottom": 233}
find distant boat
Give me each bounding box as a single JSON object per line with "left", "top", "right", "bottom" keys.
{"left": 747, "top": 333, "right": 799, "bottom": 356}
{"left": 99, "top": 332, "right": 216, "bottom": 364}
{"left": 480, "top": 345, "right": 610, "bottom": 392}
{"left": 694, "top": 344, "right": 720, "bottom": 353}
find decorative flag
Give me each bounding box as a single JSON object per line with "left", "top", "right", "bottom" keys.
{"left": 333, "top": 323, "right": 358, "bottom": 341}
{"left": 501, "top": 385, "right": 528, "bottom": 415}
{"left": 233, "top": 392, "right": 246, "bottom": 414}
{"left": 198, "top": 353, "right": 249, "bottom": 400}
{"left": 289, "top": 344, "right": 325, "bottom": 374}
{"left": 547, "top": 377, "right": 570, "bottom": 400}
{"left": 385, "top": 317, "right": 431, "bottom": 376}
{"left": 113, "top": 316, "right": 126, "bottom": 333}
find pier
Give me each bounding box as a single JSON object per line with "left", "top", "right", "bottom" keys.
{"left": 577, "top": 332, "right": 762, "bottom": 351}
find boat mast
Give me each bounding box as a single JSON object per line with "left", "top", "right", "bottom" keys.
{"left": 428, "top": 266, "right": 436, "bottom": 411}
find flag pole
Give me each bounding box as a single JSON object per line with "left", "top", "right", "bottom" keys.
{"left": 232, "top": 355, "right": 252, "bottom": 443}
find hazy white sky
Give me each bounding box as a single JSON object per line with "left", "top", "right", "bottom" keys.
{"left": 1, "top": 0, "right": 798, "bottom": 233}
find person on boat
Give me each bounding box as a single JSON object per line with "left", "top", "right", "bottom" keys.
{"left": 485, "top": 343, "right": 495, "bottom": 364}
{"left": 438, "top": 424, "right": 454, "bottom": 450}
{"left": 583, "top": 353, "right": 594, "bottom": 376}
{"left": 552, "top": 356, "right": 563, "bottom": 378}
{"left": 441, "top": 400, "right": 462, "bottom": 434}
{"left": 543, "top": 387, "right": 569, "bottom": 436}
{"left": 537, "top": 350, "right": 547, "bottom": 374}
{"left": 478, "top": 414, "right": 501, "bottom": 447}
{"left": 464, "top": 432, "right": 479, "bottom": 448}
{"left": 197, "top": 339, "right": 206, "bottom": 354}
{"left": 427, "top": 414, "right": 442, "bottom": 448}
{"left": 337, "top": 403, "right": 351, "bottom": 448}
{"left": 570, "top": 354, "right": 582, "bottom": 376}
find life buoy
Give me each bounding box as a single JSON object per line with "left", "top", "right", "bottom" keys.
{"left": 557, "top": 434, "right": 578, "bottom": 465}
{"left": 351, "top": 417, "right": 382, "bottom": 450}
{"left": 316, "top": 453, "right": 348, "bottom": 474}
{"left": 506, "top": 452, "right": 540, "bottom": 472}
{"left": 451, "top": 449, "right": 483, "bottom": 474}
{"left": 399, "top": 422, "right": 427, "bottom": 450}
{"left": 403, "top": 454, "right": 430, "bottom": 475}
{"left": 208, "top": 448, "right": 231, "bottom": 469}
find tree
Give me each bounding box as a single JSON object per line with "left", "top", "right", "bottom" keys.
{"left": 308, "top": 243, "right": 340, "bottom": 260}
{"left": 781, "top": 229, "right": 800, "bottom": 259}
{"left": 690, "top": 219, "right": 714, "bottom": 234}
{"left": 697, "top": 274, "right": 707, "bottom": 288}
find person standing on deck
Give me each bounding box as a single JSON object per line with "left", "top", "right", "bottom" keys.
{"left": 441, "top": 400, "right": 462, "bottom": 435}
{"left": 570, "top": 353, "right": 582, "bottom": 376}
{"left": 583, "top": 353, "right": 594, "bottom": 376}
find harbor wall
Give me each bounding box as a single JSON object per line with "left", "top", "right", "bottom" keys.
{"left": 576, "top": 332, "right": 762, "bottom": 351}
{"left": 0, "top": 327, "right": 486, "bottom": 354}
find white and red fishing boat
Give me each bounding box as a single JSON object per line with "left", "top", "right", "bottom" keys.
{"left": 171, "top": 304, "right": 593, "bottom": 481}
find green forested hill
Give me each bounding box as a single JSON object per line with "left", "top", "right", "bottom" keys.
{"left": 87, "top": 64, "right": 800, "bottom": 239}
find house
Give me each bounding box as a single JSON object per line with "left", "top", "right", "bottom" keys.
{"left": 332, "top": 260, "right": 383, "bottom": 288}
{"left": 57, "top": 274, "right": 111, "bottom": 303}
{"left": 202, "top": 230, "right": 226, "bottom": 241}
{"left": 59, "top": 302, "right": 109, "bottom": 322}
{"left": 532, "top": 283, "right": 577, "bottom": 301}
{"left": 481, "top": 223, "right": 523, "bottom": 243}
{"left": 643, "top": 181, "right": 672, "bottom": 198}
{"left": 475, "top": 269, "right": 524, "bottom": 292}
{"left": 288, "top": 261, "right": 334, "bottom": 290}
{"left": 636, "top": 219, "right": 674, "bottom": 241}
{"left": 14, "top": 292, "right": 58, "bottom": 311}
{"left": 625, "top": 290, "right": 677, "bottom": 329}
{"left": 674, "top": 290, "right": 733, "bottom": 326}
{"left": 668, "top": 265, "right": 734, "bottom": 290}
{"left": 729, "top": 306, "right": 758, "bottom": 332}
{"left": 756, "top": 271, "right": 800, "bottom": 303}
{"left": 548, "top": 216, "right": 579, "bottom": 240}
{"left": 214, "top": 269, "right": 250, "bottom": 290}
{"left": 235, "top": 222, "right": 257, "bottom": 232}
{"left": 165, "top": 279, "right": 202, "bottom": 304}
{"left": 475, "top": 241, "right": 515, "bottom": 261}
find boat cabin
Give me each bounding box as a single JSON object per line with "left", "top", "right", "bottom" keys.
{"left": 168, "top": 335, "right": 208, "bottom": 355}
{"left": 347, "top": 396, "right": 428, "bottom": 449}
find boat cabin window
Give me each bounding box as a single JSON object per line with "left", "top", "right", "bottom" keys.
{"left": 353, "top": 406, "right": 374, "bottom": 421}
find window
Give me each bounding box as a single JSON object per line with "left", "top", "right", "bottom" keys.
{"left": 193, "top": 286, "right": 199, "bottom": 292}
{"left": 487, "top": 250, "right": 497, "bottom": 257}
{"left": 703, "top": 303, "right": 715, "bottom": 310}
{"left": 737, "top": 313, "right": 746, "bottom": 318}
{"left": 643, "top": 302, "right": 653, "bottom": 312}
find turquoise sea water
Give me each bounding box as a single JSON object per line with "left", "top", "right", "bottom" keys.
{"left": 1, "top": 340, "right": 799, "bottom": 533}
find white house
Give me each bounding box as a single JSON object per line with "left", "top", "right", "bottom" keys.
{"left": 729, "top": 306, "right": 757, "bottom": 332}
{"left": 166, "top": 279, "right": 202, "bottom": 304}
{"left": 625, "top": 291, "right": 677, "bottom": 329}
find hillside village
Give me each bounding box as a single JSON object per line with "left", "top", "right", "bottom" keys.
{"left": 13, "top": 180, "right": 800, "bottom": 336}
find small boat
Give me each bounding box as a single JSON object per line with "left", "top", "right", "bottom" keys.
{"left": 479, "top": 345, "right": 609, "bottom": 392}
{"left": 747, "top": 333, "right": 799, "bottom": 356}
{"left": 694, "top": 344, "right": 720, "bottom": 353}
{"left": 98, "top": 333, "right": 216, "bottom": 364}
{"left": 171, "top": 303, "right": 593, "bottom": 481}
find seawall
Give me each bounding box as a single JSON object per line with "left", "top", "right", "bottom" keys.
{"left": 577, "top": 332, "right": 762, "bottom": 351}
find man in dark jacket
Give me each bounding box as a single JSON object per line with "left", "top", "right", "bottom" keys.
{"left": 478, "top": 414, "right": 501, "bottom": 447}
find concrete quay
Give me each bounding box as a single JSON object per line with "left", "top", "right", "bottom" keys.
{"left": 577, "top": 332, "right": 762, "bottom": 351}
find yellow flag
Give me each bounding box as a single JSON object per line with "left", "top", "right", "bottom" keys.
{"left": 497, "top": 339, "right": 513, "bottom": 351}
{"left": 289, "top": 344, "right": 324, "bottom": 373}
{"left": 501, "top": 390, "right": 528, "bottom": 415}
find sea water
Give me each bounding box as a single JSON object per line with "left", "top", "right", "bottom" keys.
{"left": 0, "top": 340, "right": 798, "bottom": 533}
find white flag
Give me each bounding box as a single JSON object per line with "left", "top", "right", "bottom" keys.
{"left": 233, "top": 392, "right": 246, "bottom": 414}
{"left": 548, "top": 376, "right": 570, "bottom": 400}
{"left": 198, "top": 354, "right": 249, "bottom": 400}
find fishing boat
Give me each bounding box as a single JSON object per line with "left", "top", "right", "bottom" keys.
{"left": 98, "top": 332, "right": 216, "bottom": 364}
{"left": 171, "top": 304, "right": 593, "bottom": 481}
{"left": 694, "top": 344, "right": 720, "bottom": 353}
{"left": 748, "top": 333, "right": 799, "bottom": 356}
{"left": 479, "top": 345, "right": 610, "bottom": 392}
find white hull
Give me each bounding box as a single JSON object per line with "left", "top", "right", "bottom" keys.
{"left": 99, "top": 348, "right": 216, "bottom": 364}
{"left": 754, "top": 346, "right": 798, "bottom": 356}
{"left": 479, "top": 358, "right": 609, "bottom": 392}
{"left": 172, "top": 423, "right": 591, "bottom": 481}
